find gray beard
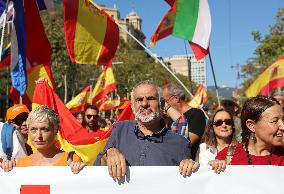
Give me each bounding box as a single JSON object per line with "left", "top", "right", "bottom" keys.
{"left": 134, "top": 110, "right": 160, "bottom": 124}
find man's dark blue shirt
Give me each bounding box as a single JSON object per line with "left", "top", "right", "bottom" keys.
{"left": 95, "top": 120, "right": 191, "bottom": 166}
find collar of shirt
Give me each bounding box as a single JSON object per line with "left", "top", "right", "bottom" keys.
{"left": 134, "top": 119, "right": 168, "bottom": 143}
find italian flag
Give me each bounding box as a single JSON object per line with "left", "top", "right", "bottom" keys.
{"left": 173, "top": 0, "right": 211, "bottom": 60}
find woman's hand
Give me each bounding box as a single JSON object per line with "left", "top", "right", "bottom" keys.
{"left": 0, "top": 159, "right": 16, "bottom": 172}
{"left": 208, "top": 160, "right": 227, "bottom": 174}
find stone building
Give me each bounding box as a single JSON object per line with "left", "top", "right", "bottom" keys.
{"left": 102, "top": 5, "right": 145, "bottom": 45}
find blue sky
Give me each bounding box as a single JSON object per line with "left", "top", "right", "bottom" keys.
{"left": 97, "top": 0, "right": 284, "bottom": 88}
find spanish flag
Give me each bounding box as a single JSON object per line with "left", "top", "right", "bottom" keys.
{"left": 150, "top": 7, "right": 175, "bottom": 47}
{"left": 66, "top": 85, "right": 91, "bottom": 113}
{"left": 98, "top": 95, "right": 120, "bottom": 112}
{"left": 245, "top": 57, "right": 284, "bottom": 97}
{"left": 188, "top": 84, "right": 208, "bottom": 108}
{"left": 91, "top": 64, "right": 117, "bottom": 104}
{"left": 10, "top": 64, "right": 55, "bottom": 106}
{"left": 32, "top": 81, "right": 111, "bottom": 165}
{"left": 64, "top": 0, "right": 119, "bottom": 65}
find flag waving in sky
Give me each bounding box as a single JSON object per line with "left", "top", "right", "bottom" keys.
{"left": 150, "top": 0, "right": 211, "bottom": 61}
{"left": 66, "top": 85, "right": 91, "bottom": 113}
{"left": 64, "top": 0, "right": 119, "bottom": 65}
{"left": 173, "top": 0, "right": 211, "bottom": 51}
{"left": 188, "top": 84, "right": 208, "bottom": 108}
{"left": 245, "top": 57, "right": 284, "bottom": 97}
{"left": 91, "top": 63, "right": 117, "bottom": 104}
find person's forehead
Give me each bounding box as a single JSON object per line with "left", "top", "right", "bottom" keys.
{"left": 85, "top": 108, "right": 98, "bottom": 115}
{"left": 29, "top": 119, "right": 49, "bottom": 127}
{"left": 261, "top": 104, "right": 283, "bottom": 118}
{"left": 134, "top": 84, "right": 158, "bottom": 97}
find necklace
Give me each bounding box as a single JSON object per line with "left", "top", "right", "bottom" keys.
{"left": 244, "top": 144, "right": 273, "bottom": 165}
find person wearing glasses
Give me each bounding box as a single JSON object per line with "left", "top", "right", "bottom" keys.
{"left": 209, "top": 96, "right": 284, "bottom": 173}
{"left": 195, "top": 109, "right": 237, "bottom": 165}
{"left": 95, "top": 80, "right": 199, "bottom": 180}
{"left": 83, "top": 105, "right": 106, "bottom": 133}
{"left": 0, "top": 104, "right": 33, "bottom": 161}
{"left": 0, "top": 106, "right": 85, "bottom": 174}
{"left": 163, "top": 83, "right": 206, "bottom": 159}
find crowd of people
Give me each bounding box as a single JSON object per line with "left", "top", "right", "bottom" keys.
{"left": 0, "top": 80, "right": 283, "bottom": 178}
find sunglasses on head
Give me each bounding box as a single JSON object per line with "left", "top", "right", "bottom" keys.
{"left": 86, "top": 114, "right": 99, "bottom": 119}
{"left": 213, "top": 119, "right": 233, "bottom": 127}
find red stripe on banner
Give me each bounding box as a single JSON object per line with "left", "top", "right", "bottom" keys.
{"left": 21, "top": 185, "right": 50, "bottom": 194}
{"left": 64, "top": 0, "right": 79, "bottom": 63}
{"left": 92, "top": 83, "right": 117, "bottom": 104}
{"left": 259, "top": 77, "right": 284, "bottom": 96}
{"left": 97, "top": 15, "right": 119, "bottom": 65}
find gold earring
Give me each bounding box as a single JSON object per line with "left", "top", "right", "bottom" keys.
{"left": 251, "top": 133, "right": 257, "bottom": 143}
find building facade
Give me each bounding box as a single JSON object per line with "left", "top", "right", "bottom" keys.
{"left": 164, "top": 55, "right": 207, "bottom": 86}
{"left": 102, "top": 5, "right": 145, "bottom": 44}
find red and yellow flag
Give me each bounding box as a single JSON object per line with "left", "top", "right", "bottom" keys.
{"left": 150, "top": 8, "right": 175, "bottom": 47}
{"left": 98, "top": 95, "right": 120, "bottom": 112}
{"left": 32, "top": 81, "right": 111, "bottom": 165}
{"left": 66, "top": 85, "right": 91, "bottom": 113}
{"left": 64, "top": 0, "right": 119, "bottom": 65}
{"left": 91, "top": 65, "right": 117, "bottom": 104}
{"left": 188, "top": 84, "right": 208, "bottom": 108}
{"left": 10, "top": 64, "right": 55, "bottom": 106}
{"left": 245, "top": 57, "right": 284, "bottom": 97}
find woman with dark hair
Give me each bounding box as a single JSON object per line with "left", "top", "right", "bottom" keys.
{"left": 210, "top": 96, "right": 284, "bottom": 172}
{"left": 196, "top": 109, "right": 237, "bottom": 165}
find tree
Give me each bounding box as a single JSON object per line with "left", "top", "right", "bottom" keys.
{"left": 241, "top": 8, "right": 284, "bottom": 94}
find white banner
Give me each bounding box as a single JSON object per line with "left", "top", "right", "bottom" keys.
{"left": 0, "top": 166, "right": 283, "bottom": 194}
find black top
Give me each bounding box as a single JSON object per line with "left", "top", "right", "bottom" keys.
{"left": 183, "top": 108, "right": 206, "bottom": 159}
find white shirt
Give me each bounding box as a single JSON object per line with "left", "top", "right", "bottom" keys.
{"left": 195, "top": 143, "right": 217, "bottom": 165}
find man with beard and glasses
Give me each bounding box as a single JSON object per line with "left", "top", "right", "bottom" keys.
{"left": 83, "top": 105, "right": 106, "bottom": 134}
{"left": 95, "top": 80, "right": 199, "bottom": 180}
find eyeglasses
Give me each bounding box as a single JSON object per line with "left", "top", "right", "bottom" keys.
{"left": 86, "top": 114, "right": 99, "bottom": 119}
{"left": 165, "top": 95, "right": 177, "bottom": 103}
{"left": 213, "top": 119, "right": 233, "bottom": 127}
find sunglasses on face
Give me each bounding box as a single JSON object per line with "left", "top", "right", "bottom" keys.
{"left": 86, "top": 114, "right": 99, "bottom": 119}
{"left": 213, "top": 119, "right": 233, "bottom": 127}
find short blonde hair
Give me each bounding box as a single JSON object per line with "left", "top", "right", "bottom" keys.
{"left": 26, "top": 106, "right": 60, "bottom": 131}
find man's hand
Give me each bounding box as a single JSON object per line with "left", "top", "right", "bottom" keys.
{"left": 208, "top": 160, "right": 227, "bottom": 174}
{"left": 0, "top": 159, "right": 16, "bottom": 172}
{"left": 179, "top": 159, "right": 199, "bottom": 177}
{"left": 106, "top": 148, "right": 127, "bottom": 180}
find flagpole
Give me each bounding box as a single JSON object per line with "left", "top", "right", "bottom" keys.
{"left": 208, "top": 51, "right": 220, "bottom": 106}
{"left": 183, "top": 40, "right": 193, "bottom": 93}
{"left": 115, "top": 21, "right": 208, "bottom": 119}
{"left": 0, "top": 3, "right": 8, "bottom": 61}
